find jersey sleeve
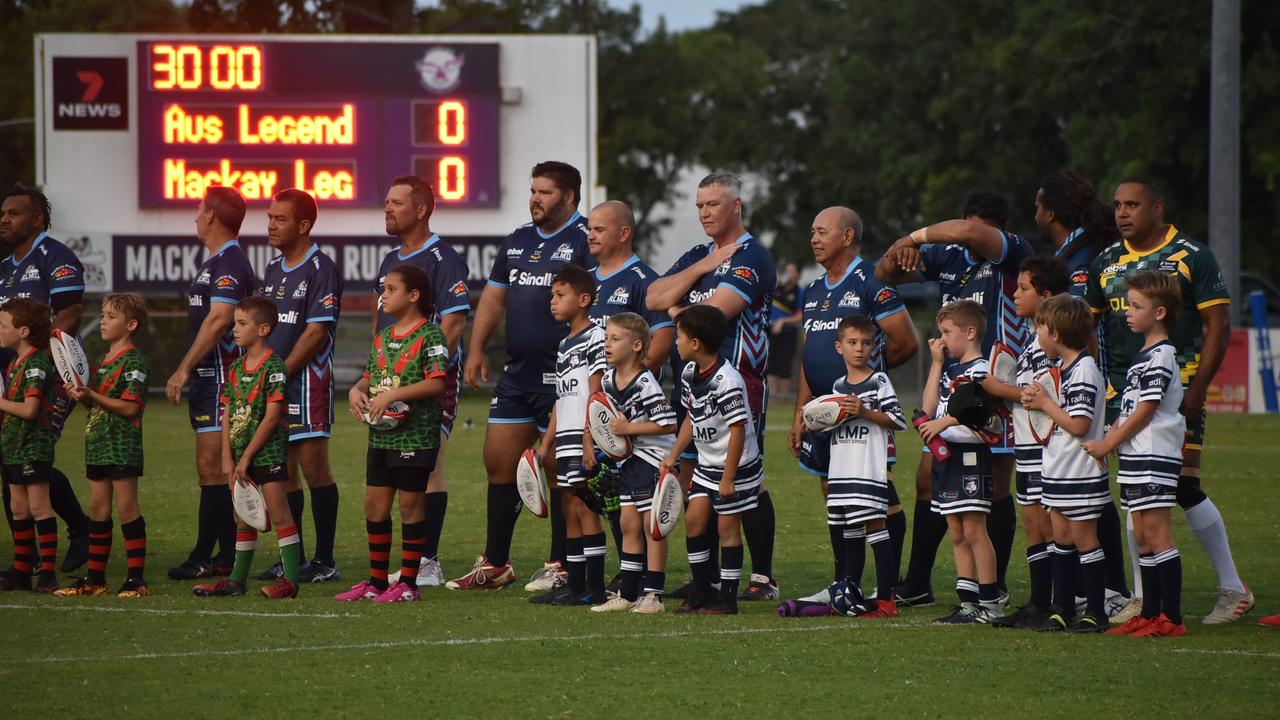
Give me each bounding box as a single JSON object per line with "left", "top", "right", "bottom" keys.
{"left": 45, "top": 244, "right": 85, "bottom": 296}
{"left": 639, "top": 274, "right": 674, "bottom": 330}
{"left": 866, "top": 277, "right": 907, "bottom": 321}
{"left": 639, "top": 374, "right": 678, "bottom": 426}
{"left": 717, "top": 382, "right": 750, "bottom": 426}
{"left": 120, "top": 352, "right": 149, "bottom": 404}
{"left": 1084, "top": 253, "right": 1108, "bottom": 314}
{"left": 304, "top": 262, "right": 341, "bottom": 323}
{"left": 587, "top": 329, "right": 607, "bottom": 377}
{"left": 874, "top": 373, "right": 907, "bottom": 429}
{"left": 1188, "top": 247, "right": 1231, "bottom": 309}
{"left": 432, "top": 256, "right": 472, "bottom": 317}
{"left": 1139, "top": 349, "right": 1177, "bottom": 403}
{"left": 917, "top": 244, "right": 947, "bottom": 282}
{"left": 18, "top": 360, "right": 48, "bottom": 399}
{"left": 486, "top": 237, "right": 513, "bottom": 288}
{"left": 718, "top": 247, "right": 770, "bottom": 305}
{"left": 265, "top": 358, "right": 287, "bottom": 403}
{"left": 422, "top": 326, "right": 449, "bottom": 379}
{"left": 994, "top": 232, "right": 1032, "bottom": 274}
{"left": 1063, "top": 370, "right": 1099, "bottom": 420}
{"left": 211, "top": 255, "right": 252, "bottom": 305}
{"left": 663, "top": 246, "right": 704, "bottom": 278}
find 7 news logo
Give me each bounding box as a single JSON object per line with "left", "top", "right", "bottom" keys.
{"left": 52, "top": 57, "right": 128, "bottom": 130}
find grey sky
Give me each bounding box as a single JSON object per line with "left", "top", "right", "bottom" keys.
{"left": 629, "top": 0, "right": 752, "bottom": 31}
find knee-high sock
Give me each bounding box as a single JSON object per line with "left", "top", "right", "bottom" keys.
{"left": 720, "top": 545, "right": 744, "bottom": 600}
{"left": 904, "top": 499, "right": 946, "bottom": 590}
{"left": 828, "top": 524, "right": 846, "bottom": 582}
{"left": 1097, "top": 501, "right": 1128, "bottom": 595}
{"left": 1126, "top": 512, "right": 1143, "bottom": 597}
{"left": 1154, "top": 548, "right": 1183, "bottom": 624}
{"left": 87, "top": 518, "right": 113, "bottom": 585}
{"left": 1185, "top": 498, "right": 1245, "bottom": 594}
{"left": 367, "top": 519, "right": 393, "bottom": 590}
{"left": 620, "top": 550, "right": 644, "bottom": 602}
{"left": 548, "top": 488, "right": 566, "bottom": 565}
{"left": 400, "top": 520, "right": 426, "bottom": 583}
{"left": 583, "top": 532, "right": 607, "bottom": 596}
{"left": 483, "top": 484, "right": 521, "bottom": 567}
{"left": 121, "top": 516, "right": 147, "bottom": 582}
{"left": 229, "top": 529, "right": 257, "bottom": 583}
{"left": 686, "top": 533, "right": 714, "bottom": 599}
{"left": 2, "top": 479, "right": 13, "bottom": 529}
{"left": 1051, "top": 544, "right": 1078, "bottom": 619}
{"left": 277, "top": 523, "right": 301, "bottom": 585}
{"left": 1138, "top": 553, "right": 1161, "bottom": 619}
{"left": 213, "top": 485, "right": 237, "bottom": 567}
{"left": 741, "top": 491, "right": 775, "bottom": 579}
{"left": 423, "top": 491, "right": 448, "bottom": 561}
{"left": 35, "top": 517, "right": 57, "bottom": 576}
{"left": 309, "top": 484, "right": 338, "bottom": 567}
{"left": 284, "top": 489, "right": 307, "bottom": 565}
{"left": 11, "top": 517, "right": 35, "bottom": 575}
{"left": 606, "top": 508, "right": 624, "bottom": 558}
{"left": 987, "top": 496, "right": 1015, "bottom": 589}
{"left": 1079, "top": 547, "right": 1106, "bottom": 618}
{"left": 956, "top": 576, "right": 978, "bottom": 605}
{"left": 868, "top": 529, "right": 896, "bottom": 602}
{"left": 49, "top": 468, "right": 88, "bottom": 537}
{"left": 886, "top": 509, "right": 907, "bottom": 583}
{"left": 192, "top": 485, "right": 222, "bottom": 563}
{"left": 1027, "top": 542, "right": 1052, "bottom": 607}
{"left": 842, "top": 525, "right": 866, "bottom": 588}
{"left": 565, "top": 537, "right": 585, "bottom": 594}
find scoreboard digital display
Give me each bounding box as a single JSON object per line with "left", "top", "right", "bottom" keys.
{"left": 136, "top": 41, "right": 501, "bottom": 208}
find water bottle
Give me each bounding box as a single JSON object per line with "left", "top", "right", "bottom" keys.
{"left": 912, "top": 409, "right": 952, "bottom": 462}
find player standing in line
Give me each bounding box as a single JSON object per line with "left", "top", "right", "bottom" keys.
{"left": 166, "top": 186, "right": 257, "bottom": 581}
{"left": 646, "top": 173, "right": 779, "bottom": 602}
{"left": 788, "top": 206, "right": 918, "bottom": 604}
{"left": 1021, "top": 296, "right": 1110, "bottom": 633}
{"left": 0, "top": 299, "right": 61, "bottom": 592}
{"left": 254, "top": 189, "right": 344, "bottom": 584}
{"left": 449, "top": 162, "right": 593, "bottom": 591}
{"left": 193, "top": 298, "right": 300, "bottom": 600}
{"left": 586, "top": 200, "right": 674, "bottom": 591}
{"left": 876, "top": 192, "right": 1031, "bottom": 607}
{"left": 338, "top": 265, "right": 450, "bottom": 603}
{"left": 54, "top": 293, "right": 151, "bottom": 598}
{"left": 663, "top": 305, "right": 764, "bottom": 615}
{"left": 591, "top": 313, "right": 677, "bottom": 613}
{"left": 0, "top": 184, "right": 90, "bottom": 573}
{"left": 1085, "top": 176, "right": 1253, "bottom": 623}
{"left": 376, "top": 177, "right": 470, "bottom": 589}
{"left": 1086, "top": 271, "right": 1188, "bottom": 637}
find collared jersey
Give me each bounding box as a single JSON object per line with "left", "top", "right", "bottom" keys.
{"left": 554, "top": 324, "right": 606, "bottom": 458}
{"left": 1041, "top": 354, "right": 1108, "bottom": 498}
{"left": 0, "top": 232, "right": 84, "bottom": 308}
{"left": 84, "top": 346, "right": 148, "bottom": 468}
{"left": 936, "top": 357, "right": 990, "bottom": 446}
{"left": 590, "top": 255, "right": 673, "bottom": 335}
{"left": 363, "top": 319, "right": 450, "bottom": 451}
{"left": 1, "top": 349, "right": 56, "bottom": 463}
{"left": 1085, "top": 227, "right": 1229, "bottom": 391}
{"left": 800, "top": 257, "right": 906, "bottom": 396}
{"left": 1117, "top": 340, "right": 1184, "bottom": 487}
{"left": 664, "top": 234, "right": 776, "bottom": 378}
{"left": 1012, "top": 337, "right": 1056, "bottom": 473}
{"left": 186, "top": 240, "right": 256, "bottom": 378}
{"left": 259, "top": 245, "right": 343, "bottom": 379}
{"left": 375, "top": 234, "right": 471, "bottom": 369}
{"left": 602, "top": 365, "right": 676, "bottom": 469}
{"left": 680, "top": 358, "right": 761, "bottom": 487}
{"left": 919, "top": 231, "right": 1034, "bottom": 355}
{"left": 222, "top": 350, "right": 288, "bottom": 467}
{"left": 486, "top": 213, "right": 594, "bottom": 391}
{"left": 825, "top": 372, "right": 907, "bottom": 505}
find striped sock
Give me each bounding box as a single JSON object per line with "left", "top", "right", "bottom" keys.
{"left": 642, "top": 570, "right": 666, "bottom": 596}
{"left": 35, "top": 517, "right": 58, "bottom": 577}
{"left": 87, "top": 518, "right": 113, "bottom": 585}
{"left": 1079, "top": 547, "right": 1106, "bottom": 618}
{"left": 619, "top": 551, "right": 643, "bottom": 602}
{"left": 230, "top": 529, "right": 257, "bottom": 583}
{"left": 12, "top": 517, "right": 34, "bottom": 577}
{"left": 367, "top": 519, "right": 393, "bottom": 590}
{"left": 121, "top": 516, "right": 147, "bottom": 582}
{"left": 1027, "top": 542, "right": 1052, "bottom": 607}
{"left": 868, "top": 529, "right": 895, "bottom": 602}
{"left": 686, "top": 534, "right": 714, "bottom": 600}
{"left": 720, "top": 545, "right": 744, "bottom": 600}
{"left": 1154, "top": 547, "right": 1183, "bottom": 625}
{"left": 1138, "top": 553, "right": 1162, "bottom": 619}
{"left": 956, "top": 576, "right": 979, "bottom": 605}
{"left": 583, "top": 532, "right": 607, "bottom": 597}
{"left": 277, "top": 524, "right": 301, "bottom": 585}
{"left": 1051, "top": 543, "right": 1078, "bottom": 619}
{"left": 842, "top": 525, "right": 866, "bottom": 586}
{"left": 401, "top": 520, "right": 427, "bottom": 582}
{"left": 565, "top": 538, "right": 585, "bottom": 594}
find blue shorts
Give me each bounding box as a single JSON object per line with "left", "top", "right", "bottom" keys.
{"left": 556, "top": 456, "right": 591, "bottom": 488}
{"left": 1120, "top": 482, "right": 1177, "bottom": 512}
{"left": 618, "top": 456, "right": 659, "bottom": 513}
{"left": 1015, "top": 470, "right": 1042, "bottom": 506}
{"left": 826, "top": 504, "right": 885, "bottom": 526}
{"left": 489, "top": 375, "right": 555, "bottom": 432}
{"left": 931, "top": 443, "right": 992, "bottom": 515}
{"left": 689, "top": 457, "right": 764, "bottom": 515}
{"left": 189, "top": 371, "right": 224, "bottom": 433}
{"left": 287, "top": 369, "right": 333, "bottom": 441}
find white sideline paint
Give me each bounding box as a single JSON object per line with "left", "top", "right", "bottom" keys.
{"left": 1172, "top": 648, "right": 1280, "bottom": 659}
{"left": 0, "top": 602, "right": 358, "bottom": 619}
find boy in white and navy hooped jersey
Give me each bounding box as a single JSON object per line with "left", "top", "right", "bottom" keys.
{"left": 823, "top": 315, "right": 907, "bottom": 618}
{"left": 590, "top": 313, "right": 677, "bottom": 614}
{"left": 663, "top": 305, "right": 762, "bottom": 616}
{"left": 535, "top": 266, "right": 608, "bottom": 606}
{"left": 916, "top": 300, "right": 1000, "bottom": 624}
{"left": 983, "top": 256, "right": 1070, "bottom": 629}
{"left": 1021, "top": 295, "right": 1109, "bottom": 633}
{"left": 1084, "top": 271, "right": 1187, "bottom": 637}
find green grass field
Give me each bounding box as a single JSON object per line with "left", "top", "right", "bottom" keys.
{"left": 2, "top": 397, "right": 1277, "bottom": 716}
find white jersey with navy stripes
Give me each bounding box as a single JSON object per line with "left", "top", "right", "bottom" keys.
{"left": 937, "top": 357, "right": 989, "bottom": 445}
{"left": 826, "top": 372, "right": 907, "bottom": 508}
{"left": 1117, "top": 341, "right": 1184, "bottom": 487}
{"left": 1012, "top": 337, "right": 1056, "bottom": 473}
{"left": 1041, "top": 354, "right": 1109, "bottom": 508}
{"left": 680, "top": 359, "right": 761, "bottom": 489}
{"left": 554, "top": 324, "right": 606, "bottom": 459}
{"left": 602, "top": 366, "right": 676, "bottom": 469}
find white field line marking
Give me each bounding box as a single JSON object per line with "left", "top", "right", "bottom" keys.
{"left": 1171, "top": 648, "right": 1280, "bottom": 659}
{"left": 0, "top": 603, "right": 358, "bottom": 619}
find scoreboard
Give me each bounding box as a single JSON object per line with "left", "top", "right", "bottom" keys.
{"left": 35, "top": 34, "right": 598, "bottom": 292}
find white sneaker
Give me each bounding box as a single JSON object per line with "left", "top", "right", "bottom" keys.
{"left": 1104, "top": 589, "right": 1129, "bottom": 618}
{"left": 1203, "top": 584, "right": 1255, "bottom": 624}
{"left": 591, "top": 595, "right": 636, "bottom": 613}
{"left": 417, "top": 558, "right": 444, "bottom": 587}
{"left": 524, "top": 561, "right": 567, "bottom": 592}
{"left": 632, "top": 593, "right": 665, "bottom": 614}
{"left": 1109, "top": 596, "right": 1143, "bottom": 625}
{"left": 798, "top": 586, "right": 832, "bottom": 604}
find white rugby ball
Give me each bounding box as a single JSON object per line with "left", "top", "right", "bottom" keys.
{"left": 1029, "top": 368, "right": 1060, "bottom": 446}
{"left": 232, "top": 478, "right": 270, "bottom": 532}
{"left": 648, "top": 466, "right": 683, "bottom": 541}
{"left": 50, "top": 329, "right": 90, "bottom": 389}
{"left": 515, "top": 449, "right": 550, "bottom": 519}
{"left": 989, "top": 342, "right": 1018, "bottom": 386}
{"left": 587, "top": 391, "right": 632, "bottom": 461}
{"left": 802, "top": 393, "right": 853, "bottom": 432}
{"left": 365, "top": 400, "right": 410, "bottom": 431}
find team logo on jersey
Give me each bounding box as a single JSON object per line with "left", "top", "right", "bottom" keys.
{"left": 607, "top": 287, "right": 630, "bottom": 305}
{"left": 195, "top": 270, "right": 211, "bottom": 284}
{"left": 506, "top": 247, "right": 524, "bottom": 258}
{"left": 215, "top": 275, "right": 237, "bottom": 289}
{"left": 293, "top": 280, "right": 308, "bottom": 299}
{"left": 963, "top": 475, "right": 979, "bottom": 497}
{"left": 732, "top": 267, "right": 756, "bottom": 283}
{"left": 51, "top": 264, "right": 77, "bottom": 280}
{"left": 415, "top": 47, "right": 464, "bottom": 93}
{"left": 821, "top": 297, "right": 831, "bottom": 311}
{"left": 838, "top": 291, "right": 860, "bottom": 308}
{"left": 321, "top": 293, "right": 336, "bottom": 309}
{"left": 875, "top": 288, "right": 895, "bottom": 304}
{"left": 21, "top": 266, "right": 41, "bottom": 283}
{"left": 529, "top": 244, "right": 544, "bottom": 262}
{"left": 451, "top": 281, "right": 467, "bottom": 296}
{"left": 1071, "top": 271, "right": 1088, "bottom": 286}
{"left": 714, "top": 260, "right": 731, "bottom": 276}
{"left": 552, "top": 243, "right": 573, "bottom": 262}
{"left": 939, "top": 272, "right": 958, "bottom": 283}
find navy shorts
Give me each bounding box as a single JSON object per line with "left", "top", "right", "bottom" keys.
{"left": 1120, "top": 482, "right": 1177, "bottom": 512}
{"left": 250, "top": 463, "right": 289, "bottom": 485}
{"left": 688, "top": 458, "right": 764, "bottom": 515}
{"left": 3, "top": 462, "right": 52, "bottom": 487}
{"left": 367, "top": 447, "right": 439, "bottom": 492}
{"left": 286, "top": 370, "right": 333, "bottom": 442}
{"left": 1015, "top": 470, "right": 1042, "bottom": 506}
{"left": 826, "top": 503, "right": 885, "bottom": 526}
{"left": 931, "top": 444, "right": 992, "bottom": 515}
{"left": 87, "top": 464, "right": 143, "bottom": 481}
{"left": 556, "top": 456, "right": 591, "bottom": 488}
{"left": 488, "top": 375, "right": 555, "bottom": 432}
{"left": 189, "top": 371, "right": 224, "bottom": 433}
{"left": 618, "top": 457, "right": 659, "bottom": 512}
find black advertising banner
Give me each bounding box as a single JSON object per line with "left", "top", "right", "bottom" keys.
{"left": 52, "top": 57, "right": 129, "bottom": 130}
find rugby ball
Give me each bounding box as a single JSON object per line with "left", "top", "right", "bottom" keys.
{"left": 648, "top": 466, "right": 683, "bottom": 541}
{"left": 586, "top": 391, "right": 632, "bottom": 461}
{"left": 50, "top": 329, "right": 90, "bottom": 390}
{"left": 989, "top": 342, "right": 1018, "bottom": 387}
{"left": 802, "top": 393, "right": 853, "bottom": 432}
{"left": 829, "top": 580, "right": 872, "bottom": 617}
{"left": 232, "top": 478, "right": 270, "bottom": 532}
{"left": 364, "top": 400, "right": 410, "bottom": 431}
{"left": 1028, "top": 368, "right": 1060, "bottom": 445}
{"left": 515, "top": 449, "right": 550, "bottom": 519}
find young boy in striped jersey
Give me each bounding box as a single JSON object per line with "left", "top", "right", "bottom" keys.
{"left": 591, "top": 312, "right": 677, "bottom": 614}
{"left": 1086, "top": 271, "right": 1187, "bottom": 637}
{"left": 984, "top": 257, "right": 1069, "bottom": 628}
{"left": 663, "top": 305, "right": 763, "bottom": 616}
{"left": 825, "top": 315, "right": 907, "bottom": 617}
{"left": 1022, "top": 295, "right": 1109, "bottom": 632}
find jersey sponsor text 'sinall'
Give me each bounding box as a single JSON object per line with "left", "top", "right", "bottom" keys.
{"left": 680, "top": 359, "right": 761, "bottom": 490}
{"left": 800, "top": 257, "right": 906, "bottom": 396}
{"left": 825, "top": 372, "right": 907, "bottom": 509}
{"left": 185, "top": 240, "right": 256, "bottom": 381}
{"left": 1117, "top": 341, "right": 1184, "bottom": 487}
{"left": 1040, "top": 354, "right": 1108, "bottom": 509}
{"left": 85, "top": 346, "right": 148, "bottom": 468}
{"left": 554, "top": 324, "right": 606, "bottom": 459}
{"left": 364, "top": 319, "right": 449, "bottom": 452}
{"left": 918, "top": 232, "right": 1034, "bottom": 355}
{"left": 602, "top": 366, "right": 676, "bottom": 469}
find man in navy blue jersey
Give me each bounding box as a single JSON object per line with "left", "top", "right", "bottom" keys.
{"left": 448, "top": 162, "right": 594, "bottom": 591}
{"left": 255, "top": 189, "right": 344, "bottom": 583}
{"left": 0, "top": 184, "right": 91, "bottom": 575}
{"left": 1034, "top": 170, "right": 1118, "bottom": 299}
{"left": 165, "top": 186, "right": 258, "bottom": 580}
{"left": 876, "top": 191, "right": 1031, "bottom": 606}
{"left": 376, "top": 176, "right": 470, "bottom": 588}
{"left": 788, "top": 206, "right": 918, "bottom": 600}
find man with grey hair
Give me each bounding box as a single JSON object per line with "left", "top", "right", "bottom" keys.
{"left": 647, "top": 173, "right": 780, "bottom": 605}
